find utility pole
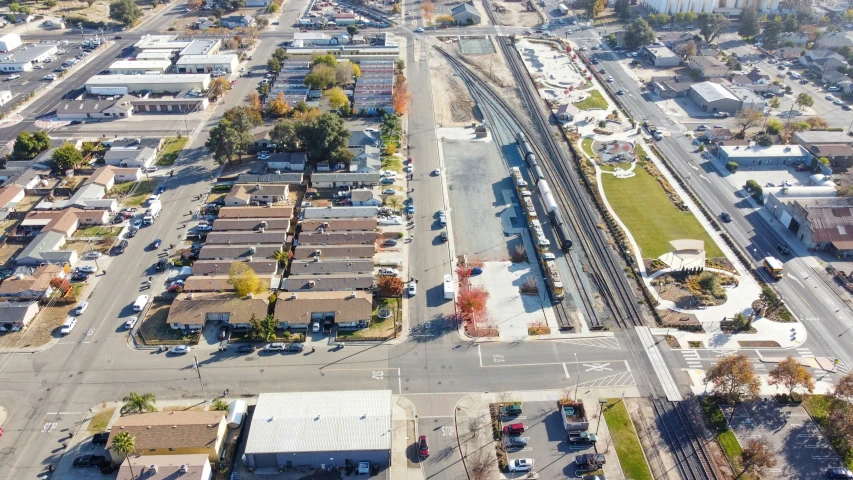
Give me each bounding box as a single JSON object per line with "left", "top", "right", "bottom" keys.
{"left": 193, "top": 355, "right": 207, "bottom": 402}
{"left": 574, "top": 352, "right": 579, "bottom": 400}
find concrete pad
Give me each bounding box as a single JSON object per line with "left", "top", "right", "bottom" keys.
{"left": 469, "top": 261, "right": 551, "bottom": 341}
{"left": 437, "top": 127, "right": 491, "bottom": 142}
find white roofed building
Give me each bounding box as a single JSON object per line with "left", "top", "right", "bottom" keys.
{"left": 107, "top": 60, "right": 171, "bottom": 75}
{"left": 176, "top": 54, "right": 239, "bottom": 74}
{"left": 85, "top": 74, "right": 211, "bottom": 95}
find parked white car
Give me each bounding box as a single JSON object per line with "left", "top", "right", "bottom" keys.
{"left": 508, "top": 459, "right": 534, "bottom": 472}
{"left": 124, "top": 316, "right": 138, "bottom": 329}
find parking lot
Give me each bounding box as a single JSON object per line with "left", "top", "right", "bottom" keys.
{"left": 500, "top": 401, "right": 600, "bottom": 479}
{"left": 724, "top": 400, "right": 840, "bottom": 479}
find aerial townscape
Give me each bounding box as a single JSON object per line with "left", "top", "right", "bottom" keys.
{"left": 8, "top": 0, "right": 853, "bottom": 479}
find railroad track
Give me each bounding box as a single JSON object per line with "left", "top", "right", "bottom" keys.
{"left": 652, "top": 398, "right": 720, "bottom": 480}
{"left": 432, "top": 48, "right": 590, "bottom": 329}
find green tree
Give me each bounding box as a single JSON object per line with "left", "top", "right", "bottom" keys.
{"left": 12, "top": 130, "right": 50, "bottom": 160}
{"left": 272, "top": 47, "right": 288, "bottom": 63}
{"left": 328, "top": 87, "right": 349, "bottom": 109}
{"left": 51, "top": 142, "right": 84, "bottom": 171}
{"left": 765, "top": 117, "right": 783, "bottom": 134}
{"left": 120, "top": 392, "right": 156, "bottom": 415}
{"left": 739, "top": 4, "right": 760, "bottom": 38}
{"left": 109, "top": 0, "right": 142, "bottom": 26}
{"left": 845, "top": 9, "right": 853, "bottom": 22}
{"left": 223, "top": 106, "right": 262, "bottom": 132}
{"left": 228, "top": 262, "right": 265, "bottom": 296}
{"left": 624, "top": 18, "right": 656, "bottom": 50}
{"left": 272, "top": 250, "right": 292, "bottom": 268}
{"left": 298, "top": 112, "right": 350, "bottom": 161}
{"left": 271, "top": 118, "right": 301, "bottom": 151}
{"left": 346, "top": 24, "right": 359, "bottom": 36}
{"left": 584, "top": 0, "right": 605, "bottom": 19}
{"left": 249, "top": 313, "right": 277, "bottom": 340}
{"left": 206, "top": 119, "right": 250, "bottom": 165}
{"left": 796, "top": 92, "right": 814, "bottom": 110}
{"left": 614, "top": 0, "right": 630, "bottom": 19}
{"left": 109, "top": 432, "right": 137, "bottom": 478}
{"left": 735, "top": 107, "right": 763, "bottom": 138}
{"left": 212, "top": 398, "right": 229, "bottom": 411}
{"left": 760, "top": 285, "right": 779, "bottom": 307}
{"left": 783, "top": 13, "right": 798, "bottom": 33}
{"left": 267, "top": 57, "right": 281, "bottom": 72}
{"left": 44, "top": 0, "right": 58, "bottom": 7}
{"left": 311, "top": 54, "right": 337, "bottom": 68}
{"left": 754, "top": 133, "right": 773, "bottom": 147}
{"left": 258, "top": 82, "right": 270, "bottom": 96}
{"left": 381, "top": 112, "right": 403, "bottom": 139}
{"left": 769, "top": 96, "right": 781, "bottom": 109}
{"left": 265, "top": 1, "right": 278, "bottom": 13}
{"left": 395, "top": 59, "right": 405, "bottom": 72}
{"left": 697, "top": 12, "right": 728, "bottom": 43}
{"left": 304, "top": 64, "right": 336, "bottom": 90}
{"left": 762, "top": 17, "right": 784, "bottom": 50}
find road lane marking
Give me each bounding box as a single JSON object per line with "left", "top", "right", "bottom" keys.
{"left": 42, "top": 422, "right": 57, "bottom": 433}
{"left": 562, "top": 363, "right": 570, "bottom": 379}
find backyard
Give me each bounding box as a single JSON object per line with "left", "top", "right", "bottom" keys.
{"left": 156, "top": 136, "right": 188, "bottom": 166}
{"left": 337, "top": 297, "right": 399, "bottom": 340}
{"left": 601, "top": 164, "right": 724, "bottom": 259}
{"left": 113, "top": 180, "right": 156, "bottom": 208}
{"left": 574, "top": 90, "right": 609, "bottom": 110}
{"left": 602, "top": 399, "right": 653, "bottom": 480}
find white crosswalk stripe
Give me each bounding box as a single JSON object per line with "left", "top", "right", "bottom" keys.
{"left": 796, "top": 347, "right": 815, "bottom": 358}
{"left": 681, "top": 350, "right": 703, "bottom": 368}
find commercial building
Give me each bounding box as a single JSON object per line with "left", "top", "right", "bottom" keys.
{"left": 135, "top": 51, "right": 174, "bottom": 61}
{"left": 117, "top": 454, "right": 211, "bottom": 480}
{"left": 354, "top": 60, "right": 394, "bottom": 114}
{"left": 766, "top": 197, "right": 853, "bottom": 257}
{"left": 107, "top": 60, "right": 171, "bottom": 75}
{"left": 284, "top": 45, "right": 400, "bottom": 62}
{"left": 644, "top": 0, "right": 779, "bottom": 14}
{"left": 688, "top": 82, "right": 742, "bottom": 114}
{"left": 85, "top": 74, "right": 211, "bottom": 95}
{"left": 179, "top": 39, "right": 221, "bottom": 57}
{"left": 715, "top": 144, "right": 812, "bottom": 167}
{"left": 135, "top": 34, "right": 191, "bottom": 52}
{"left": 244, "top": 390, "right": 392, "bottom": 470}
{"left": 0, "top": 33, "right": 22, "bottom": 52}
{"left": 450, "top": 3, "right": 482, "bottom": 24}
{"left": 687, "top": 56, "right": 728, "bottom": 78}
{"left": 176, "top": 54, "right": 239, "bottom": 74}
{"left": 0, "top": 90, "right": 12, "bottom": 106}
{"left": 640, "top": 45, "right": 680, "bottom": 67}
{"left": 54, "top": 97, "right": 135, "bottom": 120}
{"left": 108, "top": 411, "right": 228, "bottom": 463}
{"left": 0, "top": 44, "right": 58, "bottom": 72}
{"left": 129, "top": 90, "right": 210, "bottom": 113}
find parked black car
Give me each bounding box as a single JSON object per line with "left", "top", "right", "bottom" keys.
{"left": 91, "top": 432, "right": 110, "bottom": 445}
{"left": 235, "top": 344, "right": 256, "bottom": 353}
{"left": 73, "top": 455, "right": 94, "bottom": 468}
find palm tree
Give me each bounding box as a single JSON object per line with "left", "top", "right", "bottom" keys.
{"left": 120, "top": 392, "right": 156, "bottom": 415}
{"left": 109, "top": 431, "right": 137, "bottom": 478}
{"left": 272, "top": 250, "right": 291, "bottom": 268}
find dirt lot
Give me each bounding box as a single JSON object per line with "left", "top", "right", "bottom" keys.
{"left": 15, "top": 195, "right": 44, "bottom": 213}
{"left": 136, "top": 300, "right": 197, "bottom": 345}
{"left": 429, "top": 49, "right": 479, "bottom": 127}
{"left": 0, "top": 303, "right": 74, "bottom": 349}
{"left": 494, "top": 0, "right": 542, "bottom": 28}
{"left": 0, "top": 244, "right": 23, "bottom": 267}
{"left": 34, "top": 0, "right": 164, "bottom": 28}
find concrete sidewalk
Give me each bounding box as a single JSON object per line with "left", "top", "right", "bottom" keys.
{"left": 390, "top": 395, "right": 425, "bottom": 480}
{"left": 650, "top": 315, "right": 808, "bottom": 350}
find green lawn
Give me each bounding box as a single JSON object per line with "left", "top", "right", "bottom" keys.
{"left": 381, "top": 156, "right": 403, "bottom": 173}
{"left": 574, "top": 90, "right": 609, "bottom": 110}
{"left": 634, "top": 143, "right": 649, "bottom": 162}
{"left": 338, "top": 298, "right": 399, "bottom": 339}
{"left": 114, "top": 181, "right": 155, "bottom": 208}
{"left": 601, "top": 164, "right": 724, "bottom": 259}
{"left": 87, "top": 408, "right": 115, "bottom": 433}
{"left": 581, "top": 137, "right": 596, "bottom": 159}
{"left": 155, "top": 136, "right": 188, "bottom": 166}
{"left": 700, "top": 397, "right": 750, "bottom": 477}
{"left": 74, "top": 225, "right": 121, "bottom": 237}
{"left": 602, "top": 399, "right": 653, "bottom": 480}
{"left": 804, "top": 395, "right": 853, "bottom": 468}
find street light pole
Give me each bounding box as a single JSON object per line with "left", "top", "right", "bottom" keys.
{"left": 574, "top": 352, "right": 579, "bottom": 400}
{"left": 193, "top": 355, "right": 208, "bottom": 402}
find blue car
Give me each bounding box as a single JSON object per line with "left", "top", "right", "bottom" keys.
{"left": 407, "top": 204, "right": 415, "bottom": 214}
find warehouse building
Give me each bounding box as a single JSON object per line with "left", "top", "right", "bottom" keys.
{"left": 108, "top": 60, "right": 172, "bottom": 75}
{"left": 179, "top": 39, "right": 221, "bottom": 57}
{"left": 135, "top": 51, "right": 174, "bottom": 61}
{"left": 244, "top": 390, "right": 392, "bottom": 470}
{"left": 129, "top": 91, "right": 210, "bottom": 113}
{"left": 0, "top": 44, "right": 58, "bottom": 72}
{"left": 135, "top": 34, "right": 191, "bottom": 52}
{"left": 176, "top": 54, "right": 239, "bottom": 74}
{"left": 688, "top": 82, "right": 742, "bottom": 114}
{"left": 54, "top": 97, "right": 135, "bottom": 120}
{"left": 715, "top": 144, "right": 812, "bottom": 167}
{"left": 0, "top": 33, "right": 22, "bottom": 52}
{"left": 640, "top": 45, "right": 681, "bottom": 67}
{"left": 85, "top": 74, "right": 211, "bottom": 95}
{"left": 284, "top": 45, "right": 400, "bottom": 62}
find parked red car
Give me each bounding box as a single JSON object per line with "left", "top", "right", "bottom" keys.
{"left": 503, "top": 423, "right": 525, "bottom": 436}
{"left": 418, "top": 435, "right": 429, "bottom": 458}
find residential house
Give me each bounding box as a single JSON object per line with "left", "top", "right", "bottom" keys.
{"left": 204, "top": 231, "right": 288, "bottom": 245}
{"left": 299, "top": 231, "right": 378, "bottom": 244}
{"left": 212, "top": 218, "right": 290, "bottom": 231}
{"left": 197, "top": 18, "right": 217, "bottom": 30}
{"left": 236, "top": 173, "right": 304, "bottom": 185}
{"left": 348, "top": 130, "right": 381, "bottom": 149}
{"left": 221, "top": 15, "right": 254, "bottom": 29}
{"left": 311, "top": 172, "right": 381, "bottom": 189}
{"left": 731, "top": 71, "right": 772, "bottom": 90}
{"left": 302, "top": 206, "right": 379, "bottom": 220}
{"left": 266, "top": 152, "right": 306, "bottom": 172}
{"left": 0, "top": 184, "right": 25, "bottom": 209}
{"left": 192, "top": 259, "right": 278, "bottom": 276}
{"left": 688, "top": 56, "right": 728, "bottom": 78}
{"left": 349, "top": 146, "right": 381, "bottom": 173}
{"left": 117, "top": 454, "right": 211, "bottom": 480}
{"left": 283, "top": 274, "right": 374, "bottom": 292}
{"left": 197, "top": 244, "right": 282, "bottom": 260}
{"left": 808, "top": 144, "right": 853, "bottom": 170}
{"left": 816, "top": 31, "right": 853, "bottom": 50}
{"left": 777, "top": 47, "right": 807, "bottom": 60}
{"left": 273, "top": 290, "right": 372, "bottom": 330}
{"left": 349, "top": 189, "right": 381, "bottom": 206}
{"left": 800, "top": 50, "right": 847, "bottom": 73}
{"left": 450, "top": 3, "right": 481, "bottom": 24}
{"left": 730, "top": 87, "right": 767, "bottom": 111}
{"left": 290, "top": 258, "right": 374, "bottom": 276}
{"left": 166, "top": 292, "right": 270, "bottom": 330}
{"left": 293, "top": 244, "right": 376, "bottom": 260}
{"left": 84, "top": 166, "right": 119, "bottom": 191}
{"left": 841, "top": 80, "right": 853, "bottom": 97}
{"left": 182, "top": 275, "right": 278, "bottom": 292}
{"left": 823, "top": 69, "right": 849, "bottom": 85}
{"left": 780, "top": 32, "right": 810, "bottom": 47}
{"left": 0, "top": 301, "right": 39, "bottom": 332}
{"left": 15, "top": 231, "right": 76, "bottom": 266}
{"left": 648, "top": 76, "right": 693, "bottom": 99}
{"left": 0, "top": 264, "right": 64, "bottom": 299}
{"left": 223, "top": 184, "right": 290, "bottom": 207}
{"left": 700, "top": 127, "right": 734, "bottom": 142}
{"left": 106, "top": 137, "right": 164, "bottom": 152}
{"left": 715, "top": 144, "right": 812, "bottom": 167}
{"left": 217, "top": 206, "right": 293, "bottom": 219}
{"left": 301, "top": 219, "right": 378, "bottom": 231}
{"left": 108, "top": 411, "right": 228, "bottom": 463}
{"left": 104, "top": 147, "right": 156, "bottom": 169}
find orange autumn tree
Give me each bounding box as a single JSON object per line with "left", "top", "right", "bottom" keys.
{"left": 456, "top": 287, "right": 489, "bottom": 322}
{"left": 392, "top": 74, "right": 413, "bottom": 115}
{"left": 267, "top": 92, "right": 292, "bottom": 117}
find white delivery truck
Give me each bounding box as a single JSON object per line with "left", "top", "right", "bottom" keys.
{"left": 143, "top": 200, "right": 161, "bottom": 225}
{"left": 133, "top": 295, "right": 149, "bottom": 312}
{"left": 559, "top": 3, "right": 569, "bottom": 14}
{"left": 227, "top": 400, "right": 247, "bottom": 428}
{"left": 443, "top": 274, "right": 455, "bottom": 301}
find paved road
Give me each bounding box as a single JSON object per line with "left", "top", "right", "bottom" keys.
{"left": 569, "top": 30, "right": 853, "bottom": 369}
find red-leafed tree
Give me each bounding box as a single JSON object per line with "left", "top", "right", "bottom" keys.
{"left": 456, "top": 287, "right": 489, "bottom": 321}
{"left": 50, "top": 277, "right": 72, "bottom": 295}
{"left": 377, "top": 276, "right": 403, "bottom": 297}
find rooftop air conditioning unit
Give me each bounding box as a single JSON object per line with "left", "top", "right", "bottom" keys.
{"left": 258, "top": 228, "right": 265, "bottom": 233}
{"left": 290, "top": 293, "right": 297, "bottom": 299}
{"left": 150, "top": 465, "right": 159, "bottom": 473}
{"left": 180, "top": 464, "right": 188, "bottom": 473}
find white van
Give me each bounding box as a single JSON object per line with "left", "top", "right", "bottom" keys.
{"left": 60, "top": 317, "right": 77, "bottom": 335}
{"left": 133, "top": 295, "right": 149, "bottom": 312}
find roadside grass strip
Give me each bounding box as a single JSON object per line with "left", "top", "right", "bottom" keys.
{"left": 603, "top": 399, "right": 653, "bottom": 480}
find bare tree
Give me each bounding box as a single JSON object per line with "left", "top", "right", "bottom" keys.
{"left": 469, "top": 451, "right": 494, "bottom": 480}
{"left": 833, "top": 371, "right": 853, "bottom": 402}
{"left": 467, "top": 415, "right": 487, "bottom": 440}
{"left": 738, "top": 438, "right": 776, "bottom": 478}
{"left": 735, "top": 107, "right": 763, "bottom": 138}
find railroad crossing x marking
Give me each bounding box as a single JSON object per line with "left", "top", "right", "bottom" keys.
{"left": 493, "top": 355, "right": 505, "bottom": 363}
{"left": 372, "top": 371, "right": 384, "bottom": 380}
{"left": 583, "top": 363, "right": 612, "bottom": 372}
